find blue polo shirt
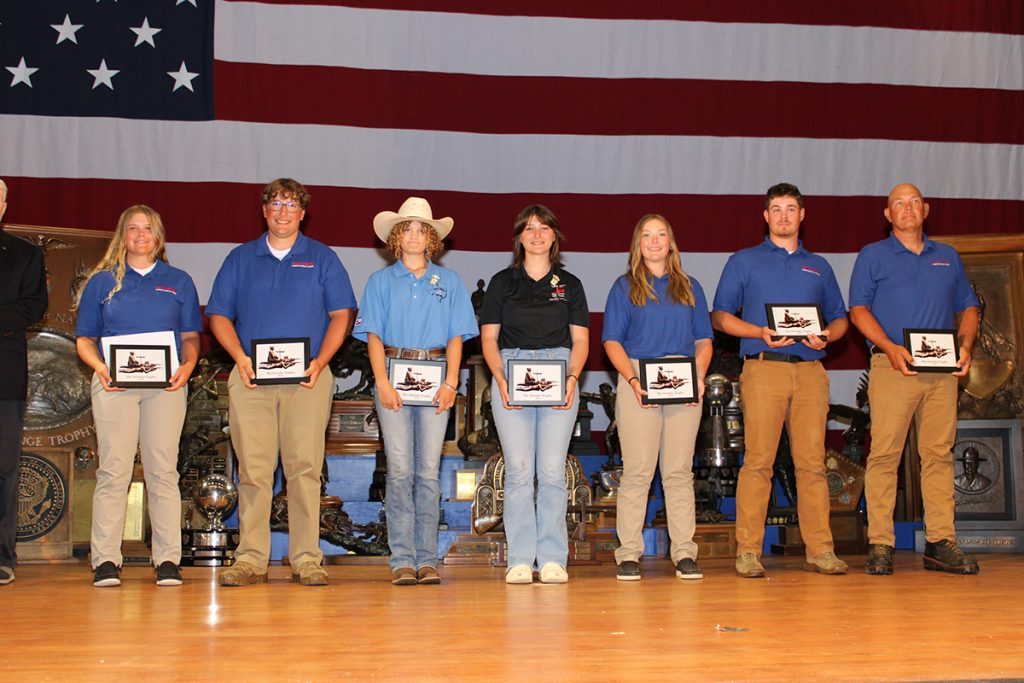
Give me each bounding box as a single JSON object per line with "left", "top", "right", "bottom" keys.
{"left": 75, "top": 259, "right": 202, "bottom": 359}
{"left": 205, "top": 233, "right": 356, "bottom": 358}
{"left": 712, "top": 237, "right": 847, "bottom": 360}
{"left": 352, "top": 260, "right": 479, "bottom": 349}
{"left": 848, "top": 233, "right": 978, "bottom": 349}
{"left": 602, "top": 273, "right": 712, "bottom": 358}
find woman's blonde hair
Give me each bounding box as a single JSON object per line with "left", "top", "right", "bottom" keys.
{"left": 385, "top": 220, "right": 444, "bottom": 260}
{"left": 76, "top": 205, "right": 168, "bottom": 308}
{"left": 626, "top": 214, "right": 694, "bottom": 307}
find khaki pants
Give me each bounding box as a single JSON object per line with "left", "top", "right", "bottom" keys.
{"left": 228, "top": 367, "right": 334, "bottom": 570}
{"left": 614, "top": 363, "right": 701, "bottom": 564}
{"left": 865, "top": 354, "right": 958, "bottom": 546}
{"left": 90, "top": 376, "right": 186, "bottom": 567}
{"left": 736, "top": 359, "right": 834, "bottom": 558}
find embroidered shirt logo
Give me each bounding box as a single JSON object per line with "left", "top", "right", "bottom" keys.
{"left": 154, "top": 286, "right": 177, "bottom": 294}
{"left": 548, "top": 274, "right": 567, "bottom": 302}
{"left": 931, "top": 260, "right": 951, "bottom": 267}
{"left": 291, "top": 261, "right": 315, "bottom": 268}
{"left": 801, "top": 266, "right": 821, "bottom": 277}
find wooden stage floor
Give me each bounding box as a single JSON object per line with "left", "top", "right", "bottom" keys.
{"left": 4, "top": 553, "right": 1024, "bottom": 682}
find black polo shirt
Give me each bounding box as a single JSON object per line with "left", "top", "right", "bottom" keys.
{"left": 480, "top": 265, "right": 589, "bottom": 349}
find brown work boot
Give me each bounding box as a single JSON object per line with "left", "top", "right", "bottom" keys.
{"left": 735, "top": 552, "right": 766, "bottom": 578}
{"left": 218, "top": 561, "right": 267, "bottom": 587}
{"left": 392, "top": 567, "right": 417, "bottom": 586}
{"left": 804, "top": 551, "right": 849, "bottom": 575}
{"left": 292, "top": 561, "right": 329, "bottom": 586}
{"left": 923, "top": 539, "right": 979, "bottom": 575}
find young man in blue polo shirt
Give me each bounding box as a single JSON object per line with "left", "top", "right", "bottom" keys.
{"left": 712, "top": 183, "right": 849, "bottom": 578}
{"left": 849, "top": 183, "right": 980, "bottom": 575}
{"left": 207, "top": 178, "right": 357, "bottom": 587}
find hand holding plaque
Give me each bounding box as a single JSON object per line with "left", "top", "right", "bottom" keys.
{"left": 639, "top": 357, "right": 698, "bottom": 405}
{"left": 507, "top": 359, "right": 566, "bottom": 406}
{"left": 765, "top": 303, "right": 826, "bottom": 342}
{"left": 904, "top": 329, "right": 959, "bottom": 372}
{"left": 251, "top": 338, "right": 310, "bottom": 385}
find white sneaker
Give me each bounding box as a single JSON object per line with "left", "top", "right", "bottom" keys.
{"left": 505, "top": 564, "right": 534, "bottom": 584}
{"left": 539, "top": 562, "right": 568, "bottom": 584}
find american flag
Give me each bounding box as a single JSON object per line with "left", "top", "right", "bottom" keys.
{"left": 2, "top": 1, "right": 1023, "bottom": 430}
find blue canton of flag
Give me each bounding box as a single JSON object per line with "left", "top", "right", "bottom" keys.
{"left": 0, "top": 0, "right": 213, "bottom": 120}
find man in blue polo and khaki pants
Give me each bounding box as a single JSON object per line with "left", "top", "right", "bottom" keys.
{"left": 208, "top": 178, "right": 356, "bottom": 586}
{"left": 712, "top": 183, "right": 850, "bottom": 578}
{"left": 849, "top": 182, "right": 980, "bottom": 575}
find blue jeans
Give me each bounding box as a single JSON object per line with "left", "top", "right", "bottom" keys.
{"left": 491, "top": 347, "right": 578, "bottom": 569}
{"left": 375, "top": 392, "right": 448, "bottom": 570}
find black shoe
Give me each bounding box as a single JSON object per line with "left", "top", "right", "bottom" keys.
{"left": 616, "top": 560, "right": 641, "bottom": 581}
{"left": 864, "top": 544, "right": 894, "bottom": 575}
{"left": 155, "top": 561, "right": 183, "bottom": 587}
{"left": 675, "top": 558, "right": 703, "bottom": 580}
{"left": 923, "top": 539, "right": 979, "bottom": 575}
{"left": 93, "top": 561, "right": 121, "bottom": 587}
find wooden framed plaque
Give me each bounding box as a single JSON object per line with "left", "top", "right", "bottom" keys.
{"left": 638, "top": 357, "right": 698, "bottom": 405}
{"left": 251, "top": 337, "right": 309, "bottom": 385}
{"left": 507, "top": 359, "right": 566, "bottom": 406}
{"left": 904, "top": 328, "right": 959, "bottom": 372}
{"left": 388, "top": 358, "right": 446, "bottom": 407}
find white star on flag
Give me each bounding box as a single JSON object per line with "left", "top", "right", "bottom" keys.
{"left": 87, "top": 59, "right": 120, "bottom": 90}
{"left": 6, "top": 57, "right": 38, "bottom": 88}
{"left": 167, "top": 62, "right": 199, "bottom": 92}
{"left": 51, "top": 15, "right": 84, "bottom": 45}
{"left": 130, "top": 17, "right": 162, "bottom": 48}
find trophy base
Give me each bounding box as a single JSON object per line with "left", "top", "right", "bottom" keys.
{"left": 181, "top": 528, "right": 240, "bottom": 567}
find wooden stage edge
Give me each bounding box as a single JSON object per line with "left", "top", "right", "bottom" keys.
{"left": 5, "top": 553, "right": 1024, "bottom": 682}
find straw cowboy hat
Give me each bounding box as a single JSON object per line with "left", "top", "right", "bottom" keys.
{"left": 373, "top": 197, "right": 453, "bottom": 242}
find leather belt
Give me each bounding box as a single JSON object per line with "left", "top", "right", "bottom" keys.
{"left": 744, "top": 351, "right": 810, "bottom": 364}
{"left": 384, "top": 346, "right": 445, "bottom": 360}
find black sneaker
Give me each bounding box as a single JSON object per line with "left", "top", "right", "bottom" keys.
{"left": 675, "top": 558, "right": 703, "bottom": 580}
{"left": 155, "top": 561, "right": 183, "bottom": 587}
{"left": 865, "top": 544, "right": 894, "bottom": 575}
{"left": 93, "top": 561, "right": 121, "bottom": 587}
{"left": 616, "top": 560, "right": 641, "bottom": 581}
{"left": 923, "top": 539, "right": 979, "bottom": 575}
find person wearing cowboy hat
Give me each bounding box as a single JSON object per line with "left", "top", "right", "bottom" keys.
{"left": 353, "top": 197, "right": 477, "bottom": 586}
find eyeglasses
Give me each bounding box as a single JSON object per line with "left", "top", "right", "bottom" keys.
{"left": 267, "top": 200, "right": 303, "bottom": 213}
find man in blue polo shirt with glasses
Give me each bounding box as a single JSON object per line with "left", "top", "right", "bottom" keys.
{"left": 849, "top": 183, "right": 979, "bottom": 576}
{"left": 712, "top": 183, "right": 849, "bottom": 578}
{"left": 207, "top": 178, "right": 356, "bottom": 587}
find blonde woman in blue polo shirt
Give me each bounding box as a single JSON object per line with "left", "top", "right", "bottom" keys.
{"left": 602, "top": 214, "right": 712, "bottom": 581}
{"left": 75, "top": 205, "right": 202, "bottom": 588}
{"left": 354, "top": 197, "right": 478, "bottom": 586}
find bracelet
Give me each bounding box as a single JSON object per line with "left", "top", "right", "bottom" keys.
{"left": 566, "top": 374, "right": 578, "bottom": 383}
{"left": 627, "top": 376, "right": 640, "bottom": 385}
{"left": 442, "top": 382, "right": 458, "bottom": 392}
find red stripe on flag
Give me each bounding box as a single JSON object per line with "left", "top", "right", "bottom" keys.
{"left": 216, "top": 61, "right": 1024, "bottom": 144}
{"left": 5, "top": 178, "right": 1023, "bottom": 254}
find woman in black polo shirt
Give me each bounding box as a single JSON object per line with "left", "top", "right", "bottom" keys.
{"left": 480, "top": 205, "right": 589, "bottom": 584}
